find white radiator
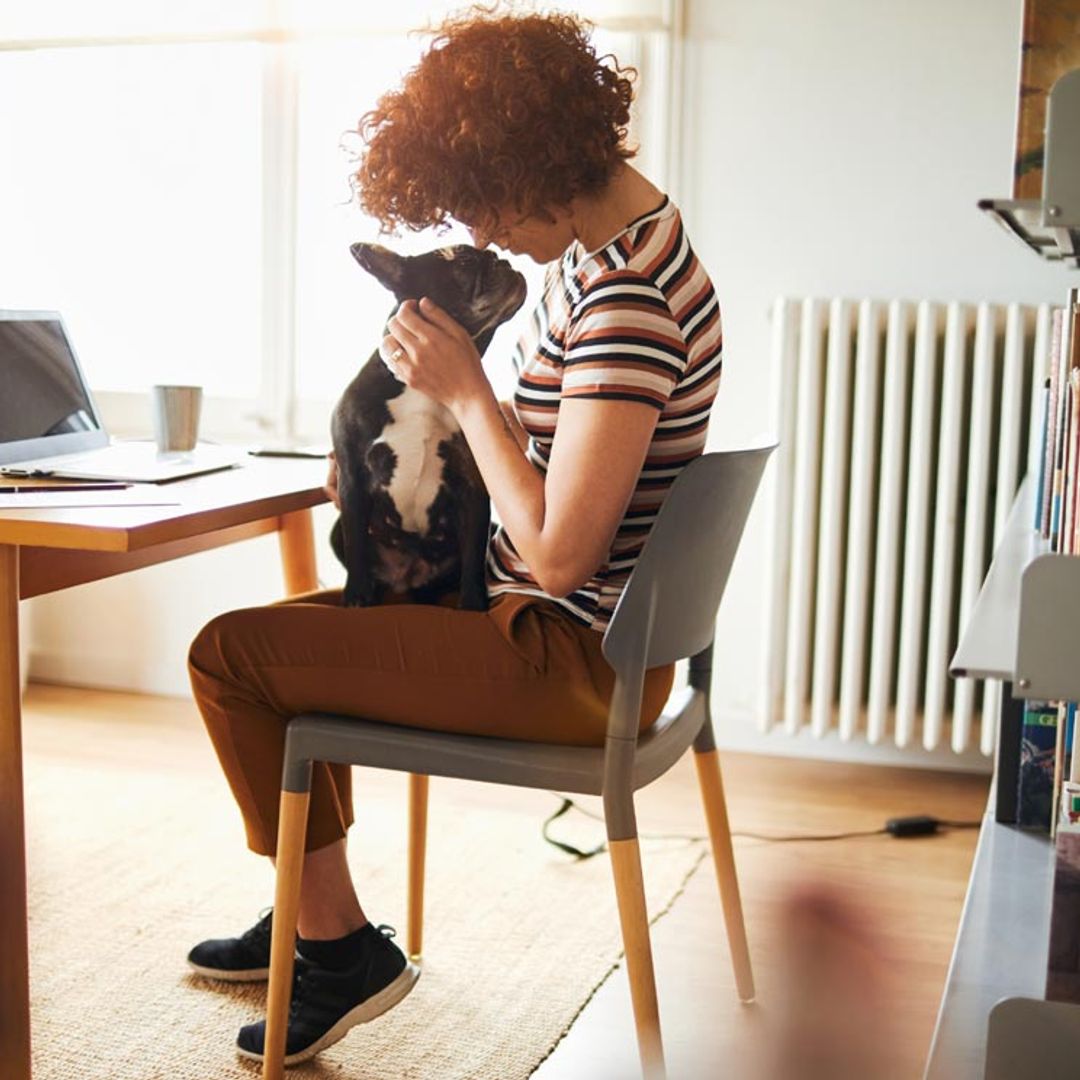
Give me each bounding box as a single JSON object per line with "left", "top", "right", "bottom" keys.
{"left": 760, "top": 297, "right": 1054, "bottom": 755}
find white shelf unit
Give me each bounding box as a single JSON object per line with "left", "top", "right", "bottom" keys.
{"left": 926, "top": 481, "right": 1080, "bottom": 1078}
{"left": 925, "top": 67, "right": 1080, "bottom": 1080}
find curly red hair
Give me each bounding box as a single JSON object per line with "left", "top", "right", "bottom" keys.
{"left": 353, "top": 6, "right": 636, "bottom": 236}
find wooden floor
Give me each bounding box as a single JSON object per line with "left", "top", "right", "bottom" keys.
{"left": 20, "top": 684, "right": 988, "bottom": 1080}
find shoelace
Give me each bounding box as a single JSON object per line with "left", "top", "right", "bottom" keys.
{"left": 241, "top": 906, "right": 274, "bottom": 945}
{"left": 288, "top": 966, "right": 308, "bottom": 1021}
{"left": 286, "top": 924, "right": 398, "bottom": 1021}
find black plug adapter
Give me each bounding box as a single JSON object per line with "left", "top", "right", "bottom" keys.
{"left": 885, "top": 815, "right": 942, "bottom": 838}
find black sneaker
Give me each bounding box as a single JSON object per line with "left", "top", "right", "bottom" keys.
{"left": 187, "top": 907, "right": 275, "bottom": 982}
{"left": 235, "top": 923, "right": 420, "bottom": 1066}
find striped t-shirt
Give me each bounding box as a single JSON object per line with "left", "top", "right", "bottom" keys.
{"left": 485, "top": 196, "right": 723, "bottom": 633}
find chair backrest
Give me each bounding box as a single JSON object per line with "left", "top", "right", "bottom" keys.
{"left": 602, "top": 445, "right": 775, "bottom": 675}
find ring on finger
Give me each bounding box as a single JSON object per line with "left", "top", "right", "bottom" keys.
{"left": 382, "top": 341, "right": 404, "bottom": 379}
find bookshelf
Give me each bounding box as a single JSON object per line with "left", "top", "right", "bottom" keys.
{"left": 926, "top": 479, "right": 1080, "bottom": 1077}
{"left": 925, "top": 66, "right": 1080, "bottom": 1080}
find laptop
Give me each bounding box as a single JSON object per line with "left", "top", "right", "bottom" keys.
{"left": 0, "top": 310, "right": 244, "bottom": 482}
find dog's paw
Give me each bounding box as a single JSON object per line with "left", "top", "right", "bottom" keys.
{"left": 343, "top": 576, "right": 376, "bottom": 608}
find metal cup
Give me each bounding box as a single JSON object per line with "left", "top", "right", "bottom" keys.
{"left": 151, "top": 384, "right": 203, "bottom": 453}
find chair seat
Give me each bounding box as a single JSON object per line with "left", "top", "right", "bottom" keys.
{"left": 283, "top": 685, "right": 706, "bottom": 796}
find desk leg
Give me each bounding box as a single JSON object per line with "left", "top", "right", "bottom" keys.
{"left": 278, "top": 509, "right": 318, "bottom": 596}
{"left": 0, "top": 544, "right": 31, "bottom": 1079}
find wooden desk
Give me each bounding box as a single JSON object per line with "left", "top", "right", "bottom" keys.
{"left": 0, "top": 457, "right": 329, "bottom": 1079}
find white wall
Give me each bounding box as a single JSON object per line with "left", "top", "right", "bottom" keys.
{"left": 26, "top": 0, "right": 1070, "bottom": 766}
{"left": 675, "top": 0, "right": 1068, "bottom": 764}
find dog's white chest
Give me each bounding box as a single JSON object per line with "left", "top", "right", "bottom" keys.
{"left": 373, "top": 388, "right": 461, "bottom": 533}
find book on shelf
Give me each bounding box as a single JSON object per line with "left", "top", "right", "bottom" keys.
{"left": 1052, "top": 377, "right": 1070, "bottom": 548}
{"left": 1065, "top": 702, "right": 1076, "bottom": 793}
{"left": 1040, "top": 308, "right": 1064, "bottom": 537}
{"left": 1035, "top": 378, "right": 1050, "bottom": 530}
{"left": 997, "top": 687, "right": 1026, "bottom": 825}
{"left": 1035, "top": 298, "right": 1080, "bottom": 543}
{"left": 1051, "top": 702, "right": 1077, "bottom": 835}
{"left": 1051, "top": 304, "right": 1074, "bottom": 548}
{"left": 1067, "top": 369, "right": 1080, "bottom": 554}
{"left": 1017, "top": 700, "right": 1060, "bottom": 830}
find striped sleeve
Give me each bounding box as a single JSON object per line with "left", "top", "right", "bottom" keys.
{"left": 560, "top": 272, "right": 688, "bottom": 410}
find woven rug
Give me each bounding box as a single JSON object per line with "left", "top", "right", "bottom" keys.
{"left": 24, "top": 747, "right": 705, "bottom": 1079}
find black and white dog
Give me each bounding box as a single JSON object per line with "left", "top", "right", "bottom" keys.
{"left": 330, "top": 243, "right": 527, "bottom": 610}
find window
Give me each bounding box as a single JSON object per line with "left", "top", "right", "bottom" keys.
{"left": 0, "top": 3, "right": 678, "bottom": 443}
{"left": 0, "top": 43, "right": 263, "bottom": 399}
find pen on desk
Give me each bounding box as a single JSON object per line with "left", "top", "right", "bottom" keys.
{"left": 0, "top": 483, "right": 133, "bottom": 493}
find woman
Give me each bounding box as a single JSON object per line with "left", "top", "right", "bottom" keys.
{"left": 186, "top": 7, "right": 722, "bottom": 1065}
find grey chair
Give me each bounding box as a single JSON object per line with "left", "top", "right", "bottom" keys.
{"left": 261, "top": 445, "right": 775, "bottom": 1080}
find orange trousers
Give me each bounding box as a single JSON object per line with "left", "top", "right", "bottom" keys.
{"left": 187, "top": 586, "right": 675, "bottom": 856}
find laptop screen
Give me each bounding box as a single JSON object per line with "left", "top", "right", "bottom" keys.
{"left": 0, "top": 313, "right": 107, "bottom": 465}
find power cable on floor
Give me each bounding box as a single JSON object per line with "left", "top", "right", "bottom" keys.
{"left": 543, "top": 793, "right": 982, "bottom": 860}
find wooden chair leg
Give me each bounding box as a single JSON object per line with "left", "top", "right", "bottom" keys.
{"left": 263, "top": 789, "right": 311, "bottom": 1080}
{"left": 609, "top": 837, "right": 666, "bottom": 1080}
{"left": 693, "top": 747, "right": 755, "bottom": 1002}
{"left": 407, "top": 773, "right": 428, "bottom": 962}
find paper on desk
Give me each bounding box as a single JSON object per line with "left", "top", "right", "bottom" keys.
{"left": 0, "top": 489, "right": 182, "bottom": 510}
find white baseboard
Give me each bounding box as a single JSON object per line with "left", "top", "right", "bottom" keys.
{"left": 29, "top": 649, "right": 192, "bottom": 700}
{"left": 711, "top": 706, "right": 992, "bottom": 773}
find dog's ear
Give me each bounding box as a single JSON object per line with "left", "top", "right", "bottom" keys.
{"left": 350, "top": 243, "right": 408, "bottom": 293}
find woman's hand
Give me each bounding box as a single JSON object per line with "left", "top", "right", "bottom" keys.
{"left": 324, "top": 451, "right": 341, "bottom": 510}
{"left": 383, "top": 298, "right": 490, "bottom": 416}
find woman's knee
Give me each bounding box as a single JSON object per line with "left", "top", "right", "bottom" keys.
{"left": 188, "top": 609, "right": 247, "bottom": 681}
